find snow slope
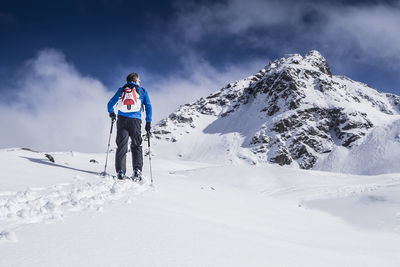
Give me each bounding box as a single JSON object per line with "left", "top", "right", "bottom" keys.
{"left": 314, "top": 119, "right": 400, "bottom": 174}
{"left": 1, "top": 148, "right": 400, "bottom": 266}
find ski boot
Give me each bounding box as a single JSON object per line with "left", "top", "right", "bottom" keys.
{"left": 117, "top": 170, "right": 127, "bottom": 180}
{"left": 132, "top": 168, "right": 142, "bottom": 182}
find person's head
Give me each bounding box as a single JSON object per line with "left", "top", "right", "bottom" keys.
{"left": 126, "top": 72, "right": 140, "bottom": 85}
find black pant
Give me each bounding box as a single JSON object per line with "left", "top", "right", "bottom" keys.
{"left": 115, "top": 116, "right": 143, "bottom": 174}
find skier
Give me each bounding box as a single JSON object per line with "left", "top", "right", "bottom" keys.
{"left": 107, "top": 72, "right": 152, "bottom": 180}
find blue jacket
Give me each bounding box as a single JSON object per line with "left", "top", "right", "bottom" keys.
{"left": 107, "top": 82, "right": 152, "bottom": 122}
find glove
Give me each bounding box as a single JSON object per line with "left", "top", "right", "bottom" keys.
{"left": 145, "top": 122, "right": 151, "bottom": 133}
{"left": 109, "top": 112, "right": 116, "bottom": 121}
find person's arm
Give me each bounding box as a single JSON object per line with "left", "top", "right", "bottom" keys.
{"left": 107, "top": 87, "right": 123, "bottom": 113}
{"left": 143, "top": 89, "right": 152, "bottom": 122}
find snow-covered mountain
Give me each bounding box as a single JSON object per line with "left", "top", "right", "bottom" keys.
{"left": 153, "top": 51, "right": 400, "bottom": 175}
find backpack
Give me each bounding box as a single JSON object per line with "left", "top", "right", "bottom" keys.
{"left": 118, "top": 84, "right": 142, "bottom": 113}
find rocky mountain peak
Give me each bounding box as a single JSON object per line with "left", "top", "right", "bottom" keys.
{"left": 265, "top": 50, "right": 331, "bottom": 77}
{"left": 154, "top": 51, "right": 400, "bottom": 170}
{"left": 304, "top": 50, "right": 332, "bottom": 76}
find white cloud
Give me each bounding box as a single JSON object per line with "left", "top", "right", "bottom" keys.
{"left": 173, "top": 0, "right": 307, "bottom": 42}
{"left": 323, "top": 4, "right": 400, "bottom": 67}
{"left": 172, "top": 0, "right": 400, "bottom": 68}
{"left": 0, "top": 49, "right": 112, "bottom": 152}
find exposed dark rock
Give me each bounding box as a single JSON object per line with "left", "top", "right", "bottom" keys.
{"left": 266, "top": 105, "right": 280, "bottom": 116}
{"left": 270, "top": 152, "right": 292, "bottom": 166}
{"left": 21, "top": 147, "right": 38, "bottom": 152}
{"left": 304, "top": 50, "right": 332, "bottom": 76}
{"left": 221, "top": 110, "right": 235, "bottom": 117}
{"left": 207, "top": 92, "right": 221, "bottom": 99}
{"left": 290, "top": 144, "right": 317, "bottom": 169}
{"left": 169, "top": 114, "right": 193, "bottom": 123}
{"left": 387, "top": 93, "right": 400, "bottom": 112}
{"left": 45, "top": 154, "right": 55, "bottom": 163}
{"left": 272, "top": 117, "right": 302, "bottom": 133}
{"left": 342, "top": 135, "right": 361, "bottom": 147}
{"left": 153, "top": 129, "right": 172, "bottom": 135}
{"left": 158, "top": 119, "right": 168, "bottom": 127}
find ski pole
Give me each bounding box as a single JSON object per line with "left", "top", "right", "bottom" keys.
{"left": 102, "top": 118, "right": 115, "bottom": 175}
{"left": 147, "top": 131, "right": 153, "bottom": 184}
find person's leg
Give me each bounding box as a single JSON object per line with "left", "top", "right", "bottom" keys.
{"left": 115, "top": 116, "right": 129, "bottom": 174}
{"left": 128, "top": 118, "right": 143, "bottom": 172}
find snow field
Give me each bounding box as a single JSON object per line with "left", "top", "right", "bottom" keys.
{"left": 1, "top": 148, "right": 400, "bottom": 266}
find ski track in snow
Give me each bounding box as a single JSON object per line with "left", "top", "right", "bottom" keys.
{"left": 0, "top": 175, "right": 151, "bottom": 242}
{"left": 263, "top": 178, "right": 400, "bottom": 201}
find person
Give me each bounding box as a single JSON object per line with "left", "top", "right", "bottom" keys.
{"left": 107, "top": 72, "right": 152, "bottom": 180}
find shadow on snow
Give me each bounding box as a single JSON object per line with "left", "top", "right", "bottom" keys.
{"left": 20, "top": 156, "right": 100, "bottom": 176}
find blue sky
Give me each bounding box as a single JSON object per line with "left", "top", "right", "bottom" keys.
{"left": 1, "top": 0, "right": 399, "bottom": 151}
{"left": 1, "top": 0, "right": 400, "bottom": 92}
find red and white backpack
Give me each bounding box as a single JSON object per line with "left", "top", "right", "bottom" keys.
{"left": 118, "top": 86, "right": 142, "bottom": 113}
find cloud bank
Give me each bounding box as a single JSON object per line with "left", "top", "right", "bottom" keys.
{"left": 324, "top": 4, "right": 400, "bottom": 67}
{"left": 172, "top": 0, "right": 400, "bottom": 69}
{"left": 0, "top": 49, "right": 266, "bottom": 152}
{"left": 0, "top": 49, "right": 112, "bottom": 152}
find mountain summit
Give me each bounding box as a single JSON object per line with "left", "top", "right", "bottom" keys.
{"left": 153, "top": 51, "right": 400, "bottom": 174}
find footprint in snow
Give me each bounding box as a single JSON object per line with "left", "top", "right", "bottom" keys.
{"left": 0, "top": 176, "right": 151, "bottom": 241}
